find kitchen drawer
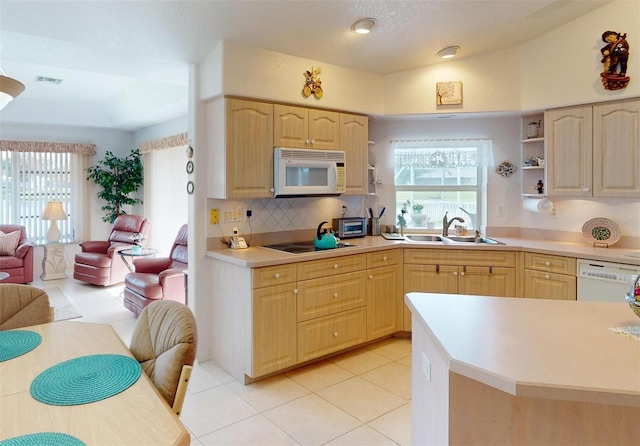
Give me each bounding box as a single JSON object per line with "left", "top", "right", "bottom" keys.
{"left": 297, "top": 271, "right": 367, "bottom": 322}
{"left": 297, "top": 254, "right": 366, "bottom": 281}
{"left": 253, "top": 264, "right": 297, "bottom": 288}
{"left": 367, "top": 249, "right": 400, "bottom": 268}
{"left": 523, "top": 269, "right": 576, "bottom": 300}
{"left": 524, "top": 253, "right": 576, "bottom": 275}
{"left": 404, "top": 249, "right": 516, "bottom": 267}
{"left": 297, "top": 307, "right": 366, "bottom": 362}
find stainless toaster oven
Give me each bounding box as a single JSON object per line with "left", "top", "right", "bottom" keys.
{"left": 332, "top": 217, "right": 367, "bottom": 239}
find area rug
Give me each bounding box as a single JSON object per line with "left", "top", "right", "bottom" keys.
{"left": 45, "top": 287, "right": 82, "bottom": 321}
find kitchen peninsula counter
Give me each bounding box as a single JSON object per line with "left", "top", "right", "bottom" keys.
{"left": 405, "top": 292, "right": 640, "bottom": 445}
{"left": 207, "top": 235, "right": 640, "bottom": 267}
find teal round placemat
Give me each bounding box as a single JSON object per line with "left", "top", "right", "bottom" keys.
{"left": 30, "top": 354, "right": 142, "bottom": 406}
{"left": 0, "top": 330, "right": 42, "bottom": 362}
{"left": 0, "top": 432, "right": 85, "bottom": 446}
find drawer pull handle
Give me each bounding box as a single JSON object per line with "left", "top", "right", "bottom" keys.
{"left": 453, "top": 271, "right": 458, "bottom": 276}
{"left": 334, "top": 264, "right": 339, "bottom": 269}
{"left": 333, "top": 293, "right": 339, "bottom": 298}
{"left": 333, "top": 332, "right": 339, "bottom": 337}
{"left": 293, "top": 288, "right": 298, "bottom": 294}
{"left": 460, "top": 271, "right": 465, "bottom": 276}
{"left": 369, "top": 274, "right": 374, "bottom": 279}
{"left": 545, "top": 274, "right": 550, "bottom": 279}
{"left": 436, "top": 265, "right": 440, "bottom": 273}
{"left": 382, "top": 256, "right": 387, "bottom": 261}
{"left": 545, "top": 261, "right": 551, "bottom": 266}
{"left": 274, "top": 273, "right": 280, "bottom": 279}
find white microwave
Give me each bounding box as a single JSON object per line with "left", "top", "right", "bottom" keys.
{"left": 273, "top": 148, "right": 346, "bottom": 197}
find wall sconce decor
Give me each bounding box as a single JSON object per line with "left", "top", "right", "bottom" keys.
{"left": 303, "top": 66, "right": 323, "bottom": 99}
{"left": 41, "top": 201, "right": 68, "bottom": 243}
{"left": 436, "top": 81, "right": 463, "bottom": 105}
{"left": 599, "top": 30, "right": 630, "bottom": 90}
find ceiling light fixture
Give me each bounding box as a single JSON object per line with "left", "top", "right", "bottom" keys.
{"left": 437, "top": 46, "right": 460, "bottom": 59}
{"left": 0, "top": 67, "right": 25, "bottom": 111}
{"left": 351, "top": 18, "right": 376, "bottom": 34}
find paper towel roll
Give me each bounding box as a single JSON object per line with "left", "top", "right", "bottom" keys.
{"left": 523, "top": 197, "right": 553, "bottom": 214}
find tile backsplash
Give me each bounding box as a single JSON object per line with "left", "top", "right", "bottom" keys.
{"left": 207, "top": 195, "right": 365, "bottom": 237}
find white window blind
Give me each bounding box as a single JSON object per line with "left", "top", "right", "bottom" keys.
{"left": 0, "top": 141, "right": 96, "bottom": 244}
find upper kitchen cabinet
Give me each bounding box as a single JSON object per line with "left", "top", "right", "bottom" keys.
{"left": 208, "top": 98, "right": 274, "bottom": 199}
{"left": 545, "top": 99, "right": 640, "bottom": 198}
{"left": 340, "top": 113, "right": 368, "bottom": 195}
{"left": 274, "top": 104, "right": 340, "bottom": 149}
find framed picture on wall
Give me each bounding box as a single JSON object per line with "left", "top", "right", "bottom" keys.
{"left": 436, "top": 81, "right": 463, "bottom": 105}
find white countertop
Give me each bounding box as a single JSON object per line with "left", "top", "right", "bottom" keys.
{"left": 207, "top": 235, "right": 640, "bottom": 268}
{"left": 405, "top": 292, "right": 640, "bottom": 407}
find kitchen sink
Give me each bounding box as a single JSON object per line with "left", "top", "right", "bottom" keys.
{"left": 405, "top": 235, "right": 445, "bottom": 242}
{"left": 443, "top": 236, "right": 505, "bottom": 245}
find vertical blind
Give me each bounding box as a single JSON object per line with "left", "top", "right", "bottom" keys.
{"left": 0, "top": 141, "right": 96, "bottom": 244}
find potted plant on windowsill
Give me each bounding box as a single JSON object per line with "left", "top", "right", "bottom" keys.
{"left": 410, "top": 202, "right": 427, "bottom": 226}
{"left": 86, "top": 149, "right": 144, "bottom": 223}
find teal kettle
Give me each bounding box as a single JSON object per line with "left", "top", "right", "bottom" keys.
{"left": 314, "top": 221, "right": 338, "bottom": 250}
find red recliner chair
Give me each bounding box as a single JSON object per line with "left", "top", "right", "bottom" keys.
{"left": 123, "top": 224, "right": 188, "bottom": 316}
{"left": 73, "top": 215, "right": 150, "bottom": 286}
{"left": 0, "top": 225, "right": 34, "bottom": 284}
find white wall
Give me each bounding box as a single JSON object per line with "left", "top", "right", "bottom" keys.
{"left": 367, "top": 115, "right": 522, "bottom": 231}
{"left": 520, "top": 0, "right": 640, "bottom": 111}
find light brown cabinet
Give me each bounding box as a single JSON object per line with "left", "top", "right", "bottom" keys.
{"left": 523, "top": 253, "right": 576, "bottom": 300}
{"left": 366, "top": 250, "right": 401, "bottom": 339}
{"left": 274, "top": 104, "right": 340, "bottom": 149}
{"left": 546, "top": 99, "right": 640, "bottom": 198}
{"left": 208, "top": 98, "right": 274, "bottom": 199}
{"left": 252, "top": 265, "right": 297, "bottom": 377}
{"left": 340, "top": 113, "right": 369, "bottom": 195}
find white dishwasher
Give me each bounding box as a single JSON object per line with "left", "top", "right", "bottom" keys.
{"left": 577, "top": 259, "right": 640, "bottom": 302}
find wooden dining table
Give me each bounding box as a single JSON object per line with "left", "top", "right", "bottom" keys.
{"left": 0, "top": 321, "right": 190, "bottom": 445}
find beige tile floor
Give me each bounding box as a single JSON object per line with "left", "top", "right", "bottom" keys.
{"left": 33, "top": 274, "right": 412, "bottom": 446}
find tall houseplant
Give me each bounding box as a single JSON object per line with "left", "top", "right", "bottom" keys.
{"left": 86, "top": 149, "right": 144, "bottom": 223}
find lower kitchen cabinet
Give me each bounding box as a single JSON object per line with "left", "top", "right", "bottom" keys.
{"left": 252, "top": 283, "right": 297, "bottom": 377}
{"left": 523, "top": 252, "right": 576, "bottom": 300}
{"left": 297, "top": 307, "right": 367, "bottom": 363}
{"left": 366, "top": 250, "right": 402, "bottom": 337}
{"left": 404, "top": 249, "right": 517, "bottom": 302}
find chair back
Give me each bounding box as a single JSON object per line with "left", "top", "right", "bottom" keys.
{"left": 109, "top": 215, "right": 149, "bottom": 246}
{"left": 0, "top": 284, "right": 52, "bottom": 330}
{"left": 129, "top": 300, "right": 197, "bottom": 414}
{"left": 169, "top": 224, "right": 188, "bottom": 268}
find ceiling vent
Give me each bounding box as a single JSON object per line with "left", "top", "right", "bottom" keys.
{"left": 34, "top": 76, "right": 63, "bottom": 85}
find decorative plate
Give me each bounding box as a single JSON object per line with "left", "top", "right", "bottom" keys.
{"left": 495, "top": 161, "right": 517, "bottom": 177}
{"left": 582, "top": 218, "right": 621, "bottom": 246}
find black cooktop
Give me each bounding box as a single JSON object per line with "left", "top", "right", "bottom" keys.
{"left": 262, "top": 240, "right": 355, "bottom": 254}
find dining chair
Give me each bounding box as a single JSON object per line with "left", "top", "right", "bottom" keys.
{"left": 0, "top": 284, "right": 53, "bottom": 330}
{"left": 129, "top": 300, "right": 197, "bottom": 416}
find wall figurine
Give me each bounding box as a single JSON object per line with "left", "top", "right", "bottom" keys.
{"left": 303, "top": 66, "right": 323, "bottom": 99}
{"left": 600, "top": 30, "right": 630, "bottom": 90}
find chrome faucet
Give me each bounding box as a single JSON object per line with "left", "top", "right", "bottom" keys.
{"left": 442, "top": 212, "right": 465, "bottom": 237}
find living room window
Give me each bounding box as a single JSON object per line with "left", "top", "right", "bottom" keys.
{"left": 0, "top": 141, "right": 95, "bottom": 243}
{"left": 393, "top": 139, "right": 493, "bottom": 232}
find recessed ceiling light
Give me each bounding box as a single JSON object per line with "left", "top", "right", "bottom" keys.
{"left": 437, "top": 46, "right": 460, "bottom": 59}
{"left": 351, "top": 18, "right": 376, "bottom": 34}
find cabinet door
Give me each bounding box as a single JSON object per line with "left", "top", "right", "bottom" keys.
{"left": 340, "top": 113, "right": 368, "bottom": 195}
{"left": 226, "top": 99, "right": 274, "bottom": 198}
{"left": 458, "top": 266, "right": 516, "bottom": 297}
{"left": 523, "top": 270, "right": 577, "bottom": 300}
{"left": 545, "top": 106, "right": 593, "bottom": 196}
{"left": 274, "top": 104, "right": 308, "bottom": 148}
{"left": 367, "top": 265, "right": 399, "bottom": 340}
{"left": 593, "top": 99, "right": 640, "bottom": 198}
{"left": 253, "top": 284, "right": 297, "bottom": 377}
{"left": 404, "top": 264, "right": 459, "bottom": 294}
{"left": 308, "top": 109, "right": 340, "bottom": 149}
